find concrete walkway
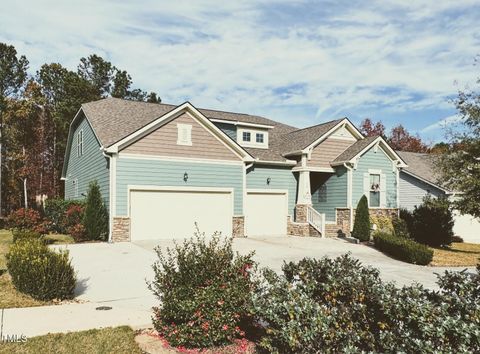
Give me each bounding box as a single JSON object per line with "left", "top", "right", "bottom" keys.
{"left": 1, "top": 236, "right": 473, "bottom": 339}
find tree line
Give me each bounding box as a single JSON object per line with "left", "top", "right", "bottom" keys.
{"left": 0, "top": 42, "right": 161, "bottom": 216}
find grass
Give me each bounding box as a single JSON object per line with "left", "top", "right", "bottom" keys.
{"left": 0, "top": 326, "right": 142, "bottom": 354}
{"left": 0, "top": 229, "right": 74, "bottom": 309}
{"left": 431, "top": 242, "right": 480, "bottom": 267}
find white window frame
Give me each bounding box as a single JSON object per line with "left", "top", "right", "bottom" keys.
{"left": 369, "top": 173, "right": 381, "bottom": 208}
{"left": 177, "top": 123, "right": 192, "bottom": 146}
{"left": 237, "top": 127, "right": 269, "bottom": 149}
{"left": 77, "top": 130, "right": 84, "bottom": 157}
{"left": 242, "top": 131, "right": 251, "bottom": 142}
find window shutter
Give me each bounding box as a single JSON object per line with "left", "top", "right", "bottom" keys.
{"left": 380, "top": 174, "right": 387, "bottom": 207}
{"left": 363, "top": 173, "right": 370, "bottom": 202}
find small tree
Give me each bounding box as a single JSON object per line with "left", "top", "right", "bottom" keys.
{"left": 352, "top": 195, "right": 371, "bottom": 241}
{"left": 411, "top": 196, "right": 454, "bottom": 247}
{"left": 83, "top": 181, "right": 108, "bottom": 241}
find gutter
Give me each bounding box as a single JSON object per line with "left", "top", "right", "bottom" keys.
{"left": 102, "top": 147, "right": 114, "bottom": 243}
{"left": 343, "top": 162, "right": 354, "bottom": 232}
{"left": 253, "top": 159, "right": 297, "bottom": 166}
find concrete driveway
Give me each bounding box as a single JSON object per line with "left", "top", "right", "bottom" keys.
{"left": 59, "top": 236, "right": 473, "bottom": 309}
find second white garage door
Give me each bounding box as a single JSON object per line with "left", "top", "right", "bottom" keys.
{"left": 245, "top": 190, "right": 287, "bottom": 236}
{"left": 130, "top": 188, "right": 233, "bottom": 241}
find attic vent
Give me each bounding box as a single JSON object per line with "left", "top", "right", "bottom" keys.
{"left": 177, "top": 124, "right": 192, "bottom": 146}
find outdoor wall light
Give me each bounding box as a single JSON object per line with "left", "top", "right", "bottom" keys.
{"left": 183, "top": 172, "right": 189, "bottom": 182}
{"left": 267, "top": 177, "right": 271, "bottom": 185}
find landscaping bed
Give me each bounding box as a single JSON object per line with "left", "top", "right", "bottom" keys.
{"left": 431, "top": 242, "right": 480, "bottom": 267}
{"left": 0, "top": 326, "right": 141, "bottom": 354}
{"left": 0, "top": 229, "right": 74, "bottom": 309}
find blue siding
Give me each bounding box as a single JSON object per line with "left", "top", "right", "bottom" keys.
{"left": 214, "top": 122, "right": 237, "bottom": 141}
{"left": 64, "top": 114, "right": 110, "bottom": 209}
{"left": 116, "top": 158, "right": 243, "bottom": 216}
{"left": 399, "top": 172, "right": 445, "bottom": 211}
{"left": 311, "top": 168, "right": 348, "bottom": 222}
{"left": 352, "top": 148, "right": 397, "bottom": 208}
{"left": 246, "top": 165, "right": 297, "bottom": 216}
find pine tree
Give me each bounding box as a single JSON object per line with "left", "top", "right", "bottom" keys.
{"left": 83, "top": 181, "right": 108, "bottom": 241}
{"left": 352, "top": 195, "right": 371, "bottom": 241}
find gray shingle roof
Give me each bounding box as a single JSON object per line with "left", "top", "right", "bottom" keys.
{"left": 332, "top": 136, "right": 378, "bottom": 164}
{"left": 396, "top": 151, "right": 445, "bottom": 189}
{"left": 80, "top": 98, "right": 351, "bottom": 163}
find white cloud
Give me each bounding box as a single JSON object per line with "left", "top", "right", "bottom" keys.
{"left": 0, "top": 0, "right": 478, "bottom": 130}
{"left": 421, "top": 114, "right": 463, "bottom": 133}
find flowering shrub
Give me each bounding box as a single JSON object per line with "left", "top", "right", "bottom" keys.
{"left": 6, "top": 238, "right": 76, "bottom": 301}
{"left": 6, "top": 208, "right": 45, "bottom": 233}
{"left": 68, "top": 223, "right": 86, "bottom": 242}
{"left": 44, "top": 199, "right": 85, "bottom": 233}
{"left": 149, "top": 228, "right": 257, "bottom": 349}
{"left": 253, "top": 254, "right": 480, "bottom": 353}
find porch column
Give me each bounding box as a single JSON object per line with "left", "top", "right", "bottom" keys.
{"left": 295, "top": 170, "right": 311, "bottom": 223}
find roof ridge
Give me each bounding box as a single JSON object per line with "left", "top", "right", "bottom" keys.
{"left": 287, "top": 118, "right": 345, "bottom": 134}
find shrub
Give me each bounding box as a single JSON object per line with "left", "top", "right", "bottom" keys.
{"left": 68, "top": 223, "right": 86, "bottom": 242}
{"left": 83, "top": 181, "right": 109, "bottom": 241}
{"left": 352, "top": 195, "right": 370, "bottom": 241}
{"left": 392, "top": 217, "right": 410, "bottom": 238}
{"left": 149, "top": 229, "right": 256, "bottom": 349}
{"left": 253, "top": 254, "right": 480, "bottom": 353}
{"left": 399, "top": 207, "right": 414, "bottom": 232}
{"left": 452, "top": 235, "right": 464, "bottom": 243}
{"left": 6, "top": 238, "right": 76, "bottom": 301}
{"left": 370, "top": 214, "right": 394, "bottom": 234}
{"left": 373, "top": 231, "right": 433, "bottom": 265}
{"left": 411, "top": 196, "right": 454, "bottom": 247}
{"left": 12, "top": 229, "right": 43, "bottom": 243}
{"left": 6, "top": 208, "right": 44, "bottom": 232}
{"left": 44, "top": 198, "right": 85, "bottom": 233}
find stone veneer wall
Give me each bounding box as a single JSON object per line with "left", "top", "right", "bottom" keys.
{"left": 331, "top": 208, "right": 399, "bottom": 238}
{"left": 112, "top": 217, "right": 130, "bottom": 242}
{"left": 233, "top": 216, "right": 245, "bottom": 237}
{"left": 288, "top": 214, "right": 322, "bottom": 237}
{"left": 295, "top": 204, "right": 309, "bottom": 223}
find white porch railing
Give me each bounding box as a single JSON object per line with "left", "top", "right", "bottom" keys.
{"left": 307, "top": 206, "right": 326, "bottom": 237}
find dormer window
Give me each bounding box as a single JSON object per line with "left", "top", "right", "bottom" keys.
{"left": 237, "top": 127, "right": 268, "bottom": 149}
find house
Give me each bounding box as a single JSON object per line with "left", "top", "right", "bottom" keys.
{"left": 397, "top": 151, "right": 480, "bottom": 244}
{"left": 62, "top": 98, "right": 406, "bottom": 242}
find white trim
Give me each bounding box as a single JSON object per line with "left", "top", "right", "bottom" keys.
{"left": 293, "top": 166, "right": 335, "bottom": 173}
{"left": 368, "top": 168, "right": 382, "bottom": 174}
{"left": 396, "top": 168, "right": 400, "bottom": 208}
{"left": 209, "top": 118, "right": 274, "bottom": 129}
{"left": 118, "top": 153, "right": 244, "bottom": 166}
{"left": 331, "top": 136, "right": 408, "bottom": 168}
{"left": 107, "top": 153, "right": 117, "bottom": 243}
{"left": 127, "top": 185, "right": 235, "bottom": 218}
{"left": 401, "top": 170, "right": 453, "bottom": 194}
{"left": 105, "top": 102, "right": 254, "bottom": 162}
{"left": 237, "top": 127, "right": 269, "bottom": 149}
{"left": 291, "top": 119, "right": 364, "bottom": 156}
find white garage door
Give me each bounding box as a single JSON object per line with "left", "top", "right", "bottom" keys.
{"left": 130, "top": 188, "right": 233, "bottom": 241}
{"left": 453, "top": 210, "right": 480, "bottom": 244}
{"left": 245, "top": 191, "right": 287, "bottom": 236}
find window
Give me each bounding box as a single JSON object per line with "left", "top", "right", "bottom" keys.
{"left": 177, "top": 124, "right": 192, "bottom": 146}
{"left": 369, "top": 174, "right": 380, "bottom": 207}
{"left": 318, "top": 184, "right": 327, "bottom": 203}
{"left": 73, "top": 179, "right": 78, "bottom": 197}
{"left": 77, "top": 130, "right": 83, "bottom": 157}
{"left": 242, "top": 131, "right": 251, "bottom": 142}
{"left": 256, "top": 133, "right": 264, "bottom": 143}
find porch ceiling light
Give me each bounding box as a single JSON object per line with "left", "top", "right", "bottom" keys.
{"left": 183, "top": 172, "right": 188, "bottom": 182}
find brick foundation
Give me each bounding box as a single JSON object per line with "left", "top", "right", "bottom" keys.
{"left": 112, "top": 217, "right": 130, "bottom": 242}
{"left": 232, "top": 216, "right": 245, "bottom": 237}
{"left": 295, "top": 204, "right": 309, "bottom": 223}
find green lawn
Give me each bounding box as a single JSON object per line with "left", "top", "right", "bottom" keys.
{"left": 0, "top": 229, "right": 74, "bottom": 309}
{"left": 0, "top": 326, "right": 142, "bottom": 354}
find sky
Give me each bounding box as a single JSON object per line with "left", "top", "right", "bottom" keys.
{"left": 1, "top": 0, "right": 479, "bottom": 144}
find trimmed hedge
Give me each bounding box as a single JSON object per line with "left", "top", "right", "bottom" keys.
{"left": 373, "top": 232, "right": 433, "bottom": 265}
{"left": 6, "top": 238, "right": 76, "bottom": 301}
{"left": 352, "top": 195, "right": 370, "bottom": 241}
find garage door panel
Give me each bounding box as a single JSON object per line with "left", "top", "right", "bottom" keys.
{"left": 130, "top": 189, "right": 232, "bottom": 241}
{"left": 245, "top": 192, "right": 287, "bottom": 236}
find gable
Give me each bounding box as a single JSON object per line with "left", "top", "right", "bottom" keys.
{"left": 330, "top": 124, "right": 357, "bottom": 141}
{"left": 121, "top": 112, "right": 242, "bottom": 161}
{"left": 309, "top": 137, "right": 356, "bottom": 168}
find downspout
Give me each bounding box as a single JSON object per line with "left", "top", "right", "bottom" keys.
{"left": 102, "top": 148, "right": 114, "bottom": 243}
{"left": 243, "top": 162, "right": 254, "bottom": 237}
{"left": 343, "top": 162, "right": 354, "bottom": 233}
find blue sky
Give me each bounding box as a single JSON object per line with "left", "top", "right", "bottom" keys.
{"left": 1, "top": 0, "right": 479, "bottom": 144}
